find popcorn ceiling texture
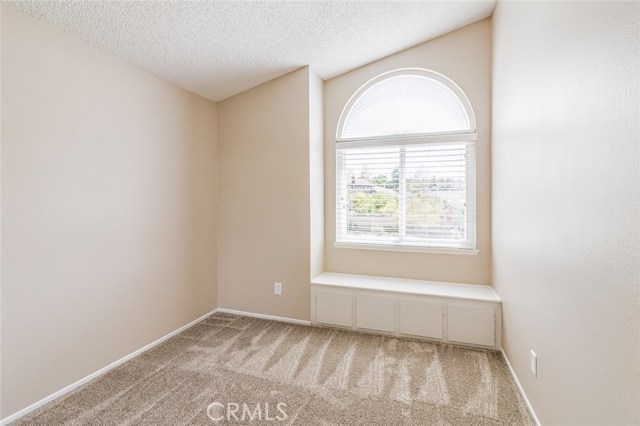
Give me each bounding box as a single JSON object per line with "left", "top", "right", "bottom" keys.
{"left": 7, "top": 1, "right": 495, "bottom": 101}
{"left": 12, "top": 313, "right": 534, "bottom": 425}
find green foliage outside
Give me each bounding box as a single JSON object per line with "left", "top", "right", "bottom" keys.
{"left": 406, "top": 180, "right": 450, "bottom": 227}
{"left": 350, "top": 191, "right": 398, "bottom": 216}
{"left": 348, "top": 172, "right": 464, "bottom": 237}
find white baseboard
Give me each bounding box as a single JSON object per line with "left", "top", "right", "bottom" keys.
{"left": 217, "top": 307, "right": 311, "bottom": 326}
{"left": 0, "top": 308, "right": 218, "bottom": 426}
{"left": 501, "top": 349, "right": 541, "bottom": 426}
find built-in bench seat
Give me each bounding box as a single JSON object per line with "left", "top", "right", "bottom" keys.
{"left": 311, "top": 272, "right": 502, "bottom": 349}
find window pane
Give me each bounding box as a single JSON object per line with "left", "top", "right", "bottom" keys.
{"left": 341, "top": 75, "right": 470, "bottom": 139}
{"left": 405, "top": 144, "right": 467, "bottom": 242}
{"left": 338, "top": 146, "right": 400, "bottom": 240}
{"left": 337, "top": 142, "right": 473, "bottom": 248}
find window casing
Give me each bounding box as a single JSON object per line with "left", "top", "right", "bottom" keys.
{"left": 335, "top": 69, "right": 477, "bottom": 252}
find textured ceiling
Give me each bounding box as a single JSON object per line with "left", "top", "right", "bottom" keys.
{"left": 8, "top": 1, "right": 495, "bottom": 101}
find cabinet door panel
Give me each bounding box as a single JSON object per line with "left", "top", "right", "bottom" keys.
{"left": 448, "top": 304, "right": 494, "bottom": 347}
{"left": 316, "top": 289, "right": 353, "bottom": 327}
{"left": 356, "top": 293, "right": 395, "bottom": 332}
{"left": 399, "top": 297, "right": 443, "bottom": 339}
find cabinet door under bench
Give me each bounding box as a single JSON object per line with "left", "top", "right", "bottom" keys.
{"left": 315, "top": 288, "right": 353, "bottom": 328}
{"left": 355, "top": 293, "right": 396, "bottom": 333}
{"left": 447, "top": 302, "right": 496, "bottom": 347}
{"left": 398, "top": 296, "right": 444, "bottom": 340}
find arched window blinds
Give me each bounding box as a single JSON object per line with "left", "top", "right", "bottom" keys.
{"left": 335, "top": 69, "right": 477, "bottom": 251}
{"left": 339, "top": 74, "right": 472, "bottom": 139}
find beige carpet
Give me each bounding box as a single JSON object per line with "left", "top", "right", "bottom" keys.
{"left": 13, "top": 313, "right": 534, "bottom": 425}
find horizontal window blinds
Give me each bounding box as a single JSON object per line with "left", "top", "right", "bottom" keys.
{"left": 336, "top": 141, "right": 476, "bottom": 249}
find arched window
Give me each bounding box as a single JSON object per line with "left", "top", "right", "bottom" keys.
{"left": 335, "top": 68, "right": 476, "bottom": 251}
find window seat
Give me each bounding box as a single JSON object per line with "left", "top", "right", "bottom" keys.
{"left": 311, "top": 272, "right": 502, "bottom": 349}
{"left": 312, "top": 272, "right": 500, "bottom": 303}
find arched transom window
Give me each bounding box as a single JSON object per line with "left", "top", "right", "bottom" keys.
{"left": 335, "top": 68, "right": 477, "bottom": 251}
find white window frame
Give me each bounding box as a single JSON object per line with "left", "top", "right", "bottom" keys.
{"left": 335, "top": 68, "right": 478, "bottom": 254}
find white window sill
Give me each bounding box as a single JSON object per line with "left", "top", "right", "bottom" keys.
{"left": 333, "top": 242, "right": 479, "bottom": 256}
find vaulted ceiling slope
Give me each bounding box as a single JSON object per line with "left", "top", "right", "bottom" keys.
{"left": 8, "top": 1, "right": 495, "bottom": 101}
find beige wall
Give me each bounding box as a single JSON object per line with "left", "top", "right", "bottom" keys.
{"left": 1, "top": 5, "right": 218, "bottom": 418}
{"left": 217, "top": 67, "right": 312, "bottom": 321}
{"left": 309, "top": 68, "right": 325, "bottom": 280}
{"left": 323, "top": 19, "right": 492, "bottom": 285}
{"left": 492, "top": 2, "right": 640, "bottom": 424}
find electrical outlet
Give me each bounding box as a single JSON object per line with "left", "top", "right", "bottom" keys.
{"left": 274, "top": 282, "right": 282, "bottom": 295}
{"left": 530, "top": 350, "right": 537, "bottom": 377}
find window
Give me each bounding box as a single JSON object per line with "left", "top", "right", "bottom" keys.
{"left": 335, "top": 68, "right": 477, "bottom": 252}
